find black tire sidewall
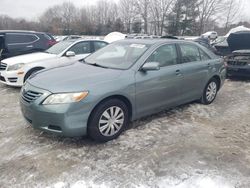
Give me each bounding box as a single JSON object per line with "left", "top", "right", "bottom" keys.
{"left": 24, "top": 69, "right": 42, "bottom": 83}
{"left": 87, "top": 99, "right": 129, "bottom": 142}
{"left": 202, "top": 78, "right": 218, "bottom": 105}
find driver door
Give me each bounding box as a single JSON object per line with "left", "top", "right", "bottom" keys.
{"left": 135, "top": 44, "right": 183, "bottom": 118}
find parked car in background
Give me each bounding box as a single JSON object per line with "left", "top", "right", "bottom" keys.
{"left": 226, "top": 31, "right": 250, "bottom": 78}
{"left": 0, "top": 39, "right": 108, "bottom": 87}
{"left": 212, "top": 36, "right": 231, "bottom": 56}
{"left": 20, "top": 39, "right": 226, "bottom": 142}
{"left": 55, "top": 35, "right": 83, "bottom": 42}
{"left": 193, "top": 37, "right": 218, "bottom": 55}
{"left": 201, "top": 31, "right": 218, "bottom": 40}
{"left": 0, "top": 30, "right": 56, "bottom": 60}
{"left": 63, "top": 35, "right": 82, "bottom": 41}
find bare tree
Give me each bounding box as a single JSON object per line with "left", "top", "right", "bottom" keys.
{"left": 197, "top": 0, "right": 226, "bottom": 34}
{"left": 222, "top": 0, "right": 243, "bottom": 32}
{"left": 134, "top": 0, "right": 151, "bottom": 34}
{"left": 119, "top": 0, "right": 137, "bottom": 33}
{"left": 1, "top": 0, "right": 248, "bottom": 36}
{"left": 39, "top": 2, "right": 78, "bottom": 35}
{"left": 60, "top": 2, "right": 78, "bottom": 34}
{"left": 149, "top": 0, "right": 176, "bottom": 35}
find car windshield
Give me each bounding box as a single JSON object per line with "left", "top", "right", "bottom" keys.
{"left": 46, "top": 41, "right": 74, "bottom": 55}
{"left": 85, "top": 42, "right": 150, "bottom": 69}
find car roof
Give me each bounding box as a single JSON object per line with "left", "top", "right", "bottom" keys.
{"left": 67, "top": 39, "right": 108, "bottom": 43}
{"left": 115, "top": 39, "right": 192, "bottom": 45}
{"left": 0, "top": 30, "right": 48, "bottom": 34}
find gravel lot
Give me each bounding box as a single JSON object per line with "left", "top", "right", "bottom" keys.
{"left": 1, "top": 79, "right": 250, "bottom": 188}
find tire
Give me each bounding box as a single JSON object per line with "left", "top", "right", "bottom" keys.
{"left": 87, "top": 99, "right": 129, "bottom": 142}
{"left": 200, "top": 78, "right": 218, "bottom": 105}
{"left": 24, "top": 68, "right": 43, "bottom": 83}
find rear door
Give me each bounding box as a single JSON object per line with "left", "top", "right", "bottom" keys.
{"left": 135, "top": 44, "right": 183, "bottom": 118}
{"left": 177, "top": 43, "right": 213, "bottom": 102}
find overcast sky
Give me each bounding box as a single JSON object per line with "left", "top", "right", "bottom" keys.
{"left": 0, "top": 0, "right": 250, "bottom": 22}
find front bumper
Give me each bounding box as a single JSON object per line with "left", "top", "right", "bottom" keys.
{"left": 227, "top": 65, "right": 250, "bottom": 77}
{"left": 0, "top": 70, "right": 24, "bottom": 87}
{"left": 20, "top": 83, "right": 93, "bottom": 137}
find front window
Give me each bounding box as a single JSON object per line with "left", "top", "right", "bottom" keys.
{"left": 68, "top": 42, "right": 91, "bottom": 55}
{"left": 146, "top": 44, "right": 178, "bottom": 67}
{"left": 46, "top": 41, "right": 74, "bottom": 55}
{"left": 85, "top": 42, "right": 150, "bottom": 69}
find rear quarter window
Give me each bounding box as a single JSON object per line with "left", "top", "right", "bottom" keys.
{"left": 179, "top": 43, "right": 201, "bottom": 63}
{"left": 199, "top": 48, "right": 211, "bottom": 61}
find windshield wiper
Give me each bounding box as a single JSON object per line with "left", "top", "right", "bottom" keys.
{"left": 87, "top": 63, "right": 109, "bottom": 69}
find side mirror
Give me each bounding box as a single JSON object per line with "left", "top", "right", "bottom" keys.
{"left": 65, "top": 51, "right": 76, "bottom": 57}
{"left": 141, "top": 62, "right": 160, "bottom": 71}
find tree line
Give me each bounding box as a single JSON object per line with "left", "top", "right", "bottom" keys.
{"left": 0, "top": 0, "right": 246, "bottom": 36}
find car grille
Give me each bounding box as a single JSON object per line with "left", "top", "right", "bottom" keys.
{"left": 22, "top": 90, "right": 43, "bottom": 103}
{"left": 8, "top": 77, "right": 18, "bottom": 83}
{"left": 0, "top": 62, "right": 7, "bottom": 70}
{"left": 228, "top": 61, "right": 248, "bottom": 66}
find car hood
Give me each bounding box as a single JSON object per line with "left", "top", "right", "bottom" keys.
{"left": 28, "top": 62, "right": 123, "bottom": 93}
{"left": 2, "top": 52, "right": 57, "bottom": 66}
{"left": 227, "top": 32, "right": 250, "bottom": 52}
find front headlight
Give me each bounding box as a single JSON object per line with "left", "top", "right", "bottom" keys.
{"left": 8, "top": 63, "right": 25, "bottom": 71}
{"left": 42, "top": 91, "right": 89, "bottom": 105}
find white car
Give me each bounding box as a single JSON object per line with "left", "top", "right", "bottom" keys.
{"left": 0, "top": 39, "right": 108, "bottom": 87}
{"left": 201, "top": 31, "right": 218, "bottom": 40}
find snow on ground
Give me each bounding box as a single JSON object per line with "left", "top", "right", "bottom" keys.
{"left": 0, "top": 79, "right": 250, "bottom": 187}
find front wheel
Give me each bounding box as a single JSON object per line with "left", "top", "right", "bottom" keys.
{"left": 200, "top": 78, "right": 218, "bottom": 105}
{"left": 87, "top": 99, "right": 129, "bottom": 142}
{"left": 24, "top": 68, "right": 43, "bottom": 83}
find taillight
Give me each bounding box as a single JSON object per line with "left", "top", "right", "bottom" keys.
{"left": 47, "top": 40, "right": 57, "bottom": 47}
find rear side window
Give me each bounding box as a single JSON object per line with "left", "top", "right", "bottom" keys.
{"left": 94, "top": 41, "right": 108, "bottom": 51}
{"left": 68, "top": 42, "right": 91, "bottom": 55}
{"left": 147, "top": 44, "right": 178, "bottom": 67}
{"left": 6, "top": 33, "right": 39, "bottom": 44}
{"left": 179, "top": 44, "right": 201, "bottom": 63}
{"left": 43, "top": 34, "right": 52, "bottom": 40}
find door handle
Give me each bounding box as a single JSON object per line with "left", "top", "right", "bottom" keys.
{"left": 27, "top": 45, "right": 33, "bottom": 48}
{"left": 207, "top": 63, "right": 212, "bottom": 69}
{"left": 176, "top": 69, "right": 181, "bottom": 75}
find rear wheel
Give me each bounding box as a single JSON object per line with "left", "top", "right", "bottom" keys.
{"left": 88, "top": 99, "right": 129, "bottom": 142}
{"left": 201, "top": 78, "right": 218, "bottom": 105}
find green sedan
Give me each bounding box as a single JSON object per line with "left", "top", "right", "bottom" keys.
{"left": 20, "top": 39, "right": 226, "bottom": 142}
